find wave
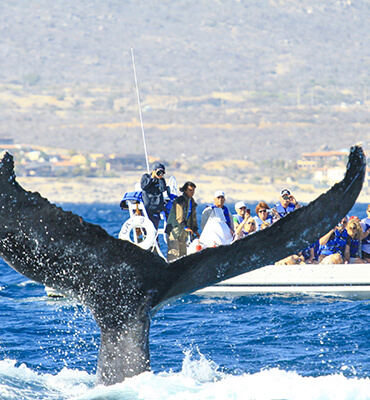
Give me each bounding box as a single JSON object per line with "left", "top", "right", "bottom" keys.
{"left": 0, "top": 351, "right": 369, "bottom": 400}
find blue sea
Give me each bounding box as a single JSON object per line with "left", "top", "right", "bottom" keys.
{"left": 0, "top": 202, "right": 369, "bottom": 400}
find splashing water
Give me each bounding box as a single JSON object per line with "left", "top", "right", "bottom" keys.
{"left": 1, "top": 351, "right": 370, "bottom": 400}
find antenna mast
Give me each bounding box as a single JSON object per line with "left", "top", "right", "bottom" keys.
{"left": 131, "top": 47, "right": 150, "bottom": 173}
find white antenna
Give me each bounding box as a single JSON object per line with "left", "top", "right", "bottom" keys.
{"left": 131, "top": 47, "right": 150, "bottom": 173}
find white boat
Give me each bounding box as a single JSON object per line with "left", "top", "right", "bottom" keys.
{"left": 195, "top": 263, "right": 370, "bottom": 299}
{"left": 47, "top": 181, "right": 370, "bottom": 300}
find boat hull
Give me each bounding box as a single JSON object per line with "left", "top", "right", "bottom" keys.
{"left": 195, "top": 264, "right": 370, "bottom": 299}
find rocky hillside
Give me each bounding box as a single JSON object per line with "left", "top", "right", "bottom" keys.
{"left": 1, "top": 0, "right": 369, "bottom": 164}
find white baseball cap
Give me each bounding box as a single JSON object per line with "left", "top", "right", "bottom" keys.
{"left": 235, "top": 201, "right": 247, "bottom": 211}
{"left": 214, "top": 190, "right": 225, "bottom": 198}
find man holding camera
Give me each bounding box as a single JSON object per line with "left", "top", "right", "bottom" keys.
{"left": 140, "top": 163, "right": 167, "bottom": 229}
{"left": 275, "top": 189, "right": 301, "bottom": 218}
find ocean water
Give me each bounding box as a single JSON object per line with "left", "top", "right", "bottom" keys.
{"left": 0, "top": 202, "right": 369, "bottom": 400}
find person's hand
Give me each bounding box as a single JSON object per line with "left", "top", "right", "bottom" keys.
{"left": 272, "top": 208, "right": 280, "bottom": 219}
{"left": 289, "top": 195, "right": 298, "bottom": 205}
{"left": 185, "top": 228, "right": 194, "bottom": 235}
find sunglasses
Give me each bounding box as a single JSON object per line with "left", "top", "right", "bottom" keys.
{"left": 239, "top": 206, "right": 247, "bottom": 210}
{"left": 247, "top": 222, "right": 255, "bottom": 225}
{"left": 258, "top": 209, "right": 267, "bottom": 213}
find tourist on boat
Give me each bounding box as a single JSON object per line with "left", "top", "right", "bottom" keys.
{"left": 254, "top": 201, "right": 277, "bottom": 230}
{"left": 260, "top": 221, "right": 270, "bottom": 230}
{"left": 345, "top": 219, "right": 365, "bottom": 263}
{"left": 232, "top": 201, "right": 250, "bottom": 239}
{"left": 360, "top": 204, "right": 370, "bottom": 262}
{"left": 298, "top": 240, "right": 320, "bottom": 264}
{"left": 318, "top": 217, "right": 349, "bottom": 264}
{"left": 165, "top": 181, "right": 200, "bottom": 262}
{"left": 140, "top": 162, "right": 167, "bottom": 229}
{"left": 243, "top": 217, "right": 257, "bottom": 236}
{"left": 275, "top": 189, "right": 301, "bottom": 218}
{"left": 199, "top": 190, "right": 234, "bottom": 247}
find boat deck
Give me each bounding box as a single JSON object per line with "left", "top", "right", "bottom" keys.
{"left": 195, "top": 263, "right": 370, "bottom": 299}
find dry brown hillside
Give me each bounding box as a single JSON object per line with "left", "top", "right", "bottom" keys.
{"left": 1, "top": 0, "right": 369, "bottom": 164}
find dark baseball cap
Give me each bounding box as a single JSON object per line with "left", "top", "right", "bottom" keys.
{"left": 153, "top": 162, "right": 165, "bottom": 172}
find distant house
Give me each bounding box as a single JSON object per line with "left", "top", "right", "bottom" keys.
{"left": 298, "top": 150, "right": 348, "bottom": 171}
{"left": 27, "top": 150, "right": 42, "bottom": 161}
{"left": 51, "top": 160, "right": 78, "bottom": 175}
{"left": 296, "top": 160, "right": 316, "bottom": 170}
{"left": 301, "top": 150, "right": 348, "bottom": 163}
{"left": 70, "top": 154, "right": 87, "bottom": 165}
{"left": 314, "top": 167, "right": 346, "bottom": 184}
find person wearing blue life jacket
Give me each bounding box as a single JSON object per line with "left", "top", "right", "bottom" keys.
{"left": 275, "top": 189, "right": 301, "bottom": 218}
{"left": 318, "top": 217, "right": 350, "bottom": 264}
{"left": 360, "top": 204, "right": 370, "bottom": 262}
{"left": 165, "top": 181, "right": 199, "bottom": 262}
{"left": 232, "top": 201, "right": 250, "bottom": 239}
{"left": 298, "top": 240, "right": 320, "bottom": 264}
{"left": 201, "top": 190, "right": 234, "bottom": 236}
{"left": 140, "top": 162, "right": 167, "bottom": 230}
{"left": 254, "top": 201, "right": 278, "bottom": 231}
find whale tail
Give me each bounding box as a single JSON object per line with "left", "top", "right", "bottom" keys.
{"left": 0, "top": 145, "right": 366, "bottom": 385}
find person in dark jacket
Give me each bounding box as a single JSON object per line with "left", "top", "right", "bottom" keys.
{"left": 166, "top": 181, "right": 200, "bottom": 261}
{"left": 140, "top": 162, "right": 167, "bottom": 229}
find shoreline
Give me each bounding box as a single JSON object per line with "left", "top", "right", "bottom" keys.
{"left": 18, "top": 173, "right": 370, "bottom": 207}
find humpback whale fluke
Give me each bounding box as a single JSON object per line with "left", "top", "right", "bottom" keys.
{"left": 0, "top": 146, "right": 366, "bottom": 385}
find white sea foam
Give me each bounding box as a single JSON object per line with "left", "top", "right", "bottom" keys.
{"left": 0, "top": 356, "right": 369, "bottom": 400}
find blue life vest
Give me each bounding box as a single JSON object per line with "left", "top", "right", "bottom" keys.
{"left": 233, "top": 214, "right": 243, "bottom": 224}
{"left": 319, "top": 229, "right": 348, "bottom": 256}
{"left": 362, "top": 218, "right": 370, "bottom": 246}
{"left": 349, "top": 238, "right": 360, "bottom": 257}
{"left": 186, "top": 198, "right": 192, "bottom": 220}
{"left": 334, "top": 229, "right": 348, "bottom": 255}
{"left": 184, "top": 197, "right": 194, "bottom": 230}
{"left": 311, "top": 240, "right": 320, "bottom": 261}
{"left": 301, "top": 241, "right": 320, "bottom": 261}
{"left": 233, "top": 214, "right": 247, "bottom": 234}
{"left": 275, "top": 202, "right": 296, "bottom": 218}
{"left": 300, "top": 241, "right": 319, "bottom": 261}
{"left": 254, "top": 214, "right": 274, "bottom": 230}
